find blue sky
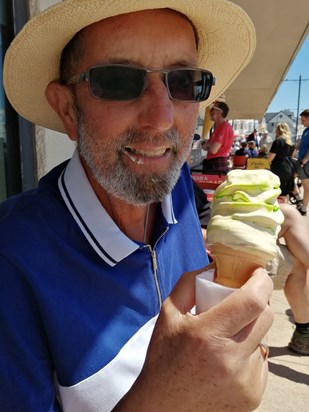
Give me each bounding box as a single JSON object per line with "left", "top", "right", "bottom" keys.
{"left": 267, "top": 34, "right": 309, "bottom": 116}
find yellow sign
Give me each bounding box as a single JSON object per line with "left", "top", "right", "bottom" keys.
{"left": 246, "top": 158, "right": 270, "bottom": 170}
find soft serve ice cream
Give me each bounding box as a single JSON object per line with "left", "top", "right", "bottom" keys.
{"left": 207, "top": 169, "right": 284, "bottom": 288}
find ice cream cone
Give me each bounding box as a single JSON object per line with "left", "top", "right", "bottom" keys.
{"left": 209, "top": 243, "right": 269, "bottom": 288}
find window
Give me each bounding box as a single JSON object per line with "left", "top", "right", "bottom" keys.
{"left": 0, "top": 0, "right": 36, "bottom": 201}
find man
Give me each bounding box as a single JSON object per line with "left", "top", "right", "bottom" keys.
{"left": 247, "top": 128, "right": 259, "bottom": 146}
{"left": 202, "top": 101, "right": 234, "bottom": 173}
{"left": 259, "top": 131, "right": 273, "bottom": 153}
{"left": 1, "top": 1, "right": 273, "bottom": 411}
{"left": 295, "top": 109, "right": 309, "bottom": 216}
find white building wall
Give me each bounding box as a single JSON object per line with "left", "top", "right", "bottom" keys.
{"left": 30, "top": 0, "right": 75, "bottom": 179}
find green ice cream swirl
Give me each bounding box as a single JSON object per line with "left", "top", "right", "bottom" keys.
{"left": 207, "top": 169, "right": 284, "bottom": 260}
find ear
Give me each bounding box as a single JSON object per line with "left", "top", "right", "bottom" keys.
{"left": 45, "top": 82, "right": 78, "bottom": 141}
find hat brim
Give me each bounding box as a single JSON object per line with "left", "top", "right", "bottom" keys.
{"left": 3, "top": 0, "right": 255, "bottom": 133}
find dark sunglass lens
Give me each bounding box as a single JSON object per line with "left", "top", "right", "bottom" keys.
{"left": 89, "top": 66, "right": 146, "bottom": 100}
{"left": 167, "top": 69, "right": 212, "bottom": 102}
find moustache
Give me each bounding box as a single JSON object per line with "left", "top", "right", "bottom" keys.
{"left": 117, "top": 127, "right": 180, "bottom": 147}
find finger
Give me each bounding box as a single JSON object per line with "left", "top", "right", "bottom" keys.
{"left": 164, "top": 264, "right": 213, "bottom": 314}
{"left": 233, "top": 304, "right": 274, "bottom": 359}
{"left": 236, "top": 345, "right": 269, "bottom": 409}
{"left": 199, "top": 268, "right": 273, "bottom": 338}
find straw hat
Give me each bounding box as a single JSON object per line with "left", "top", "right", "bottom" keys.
{"left": 3, "top": 0, "right": 256, "bottom": 133}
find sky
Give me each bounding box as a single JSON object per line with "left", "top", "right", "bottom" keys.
{"left": 267, "top": 34, "right": 309, "bottom": 116}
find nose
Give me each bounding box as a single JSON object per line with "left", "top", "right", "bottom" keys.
{"left": 137, "top": 74, "right": 174, "bottom": 132}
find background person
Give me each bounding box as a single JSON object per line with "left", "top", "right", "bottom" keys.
{"left": 247, "top": 128, "right": 259, "bottom": 147}
{"left": 259, "top": 131, "right": 273, "bottom": 153}
{"left": 248, "top": 140, "right": 258, "bottom": 157}
{"left": 268, "top": 122, "right": 295, "bottom": 203}
{"left": 295, "top": 109, "right": 309, "bottom": 216}
{"left": 230, "top": 138, "right": 240, "bottom": 155}
{"left": 235, "top": 139, "right": 250, "bottom": 157}
{"left": 0, "top": 1, "right": 272, "bottom": 411}
{"left": 202, "top": 101, "right": 234, "bottom": 174}
{"left": 276, "top": 204, "right": 309, "bottom": 355}
{"left": 258, "top": 144, "right": 269, "bottom": 158}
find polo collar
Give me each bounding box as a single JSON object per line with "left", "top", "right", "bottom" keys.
{"left": 58, "top": 150, "right": 177, "bottom": 266}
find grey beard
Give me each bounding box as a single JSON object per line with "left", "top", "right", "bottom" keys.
{"left": 77, "top": 119, "right": 192, "bottom": 205}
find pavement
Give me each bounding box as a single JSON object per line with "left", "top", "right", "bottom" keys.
{"left": 255, "top": 211, "right": 309, "bottom": 411}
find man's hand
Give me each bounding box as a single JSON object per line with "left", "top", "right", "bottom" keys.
{"left": 115, "top": 267, "right": 273, "bottom": 411}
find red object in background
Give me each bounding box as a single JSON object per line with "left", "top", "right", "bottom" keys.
{"left": 232, "top": 155, "right": 247, "bottom": 169}
{"left": 191, "top": 172, "right": 226, "bottom": 190}
{"left": 192, "top": 172, "right": 226, "bottom": 201}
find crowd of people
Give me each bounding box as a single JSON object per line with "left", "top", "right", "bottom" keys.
{"left": 0, "top": 0, "right": 308, "bottom": 411}
{"left": 202, "top": 109, "right": 309, "bottom": 217}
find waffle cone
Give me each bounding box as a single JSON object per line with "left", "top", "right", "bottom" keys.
{"left": 209, "top": 244, "right": 269, "bottom": 288}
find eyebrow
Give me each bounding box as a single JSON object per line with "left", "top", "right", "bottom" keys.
{"left": 100, "top": 58, "right": 199, "bottom": 69}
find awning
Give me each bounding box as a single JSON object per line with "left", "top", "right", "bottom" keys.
{"left": 218, "top": 0, "right": 309, "bottom": 120}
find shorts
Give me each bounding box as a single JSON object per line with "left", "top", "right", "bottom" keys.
{"left": 296, "top": 160, "right": 309, "bottom": 180}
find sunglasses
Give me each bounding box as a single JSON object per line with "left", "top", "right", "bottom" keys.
{"left": 210, "top": 106, "right": 223, "bottom": 112}
{"left": 67, "top": 64, "right": 215, "bottom": 102}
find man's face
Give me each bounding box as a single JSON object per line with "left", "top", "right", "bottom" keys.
{"left": 300, "top": 116, "right": 309, "bottom": 128}
{"left": 71, "top": 9, "right": 200, "bottom": 204}
{"left": 209, "top": 105, "right": 222, "bottom": 122}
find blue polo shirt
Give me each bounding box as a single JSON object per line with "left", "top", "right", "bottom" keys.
{"left": 0, "top": 151, "right": 208, "bottom": 411}
{"left": 298, "top": 127, "right": 309, "bottom": 160}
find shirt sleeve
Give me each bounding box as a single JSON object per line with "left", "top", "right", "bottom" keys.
{"left": 269, "top": 139, "right": 281, "bottom": 154}
{"left": 0, "top": 254, "right": 58, "bottom": 412}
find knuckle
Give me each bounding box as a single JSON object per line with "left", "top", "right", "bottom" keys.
{"left": 244, "top": 292, "right": 266, "bottom": 314}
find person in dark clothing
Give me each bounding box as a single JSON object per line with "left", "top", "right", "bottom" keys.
{"left": 235, "top": 140, "right": 250, "bottom": 156}
{"left": 268, "top": 122, "right": 296, "bottom": 202}
{"left": 247, "top": 129, "right": 258, "bottom": 147}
